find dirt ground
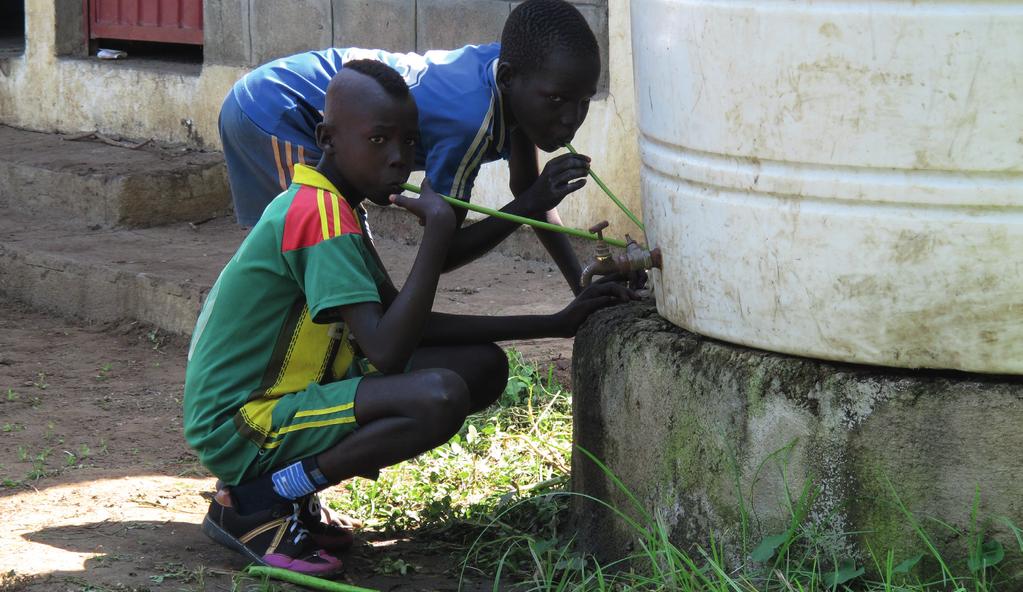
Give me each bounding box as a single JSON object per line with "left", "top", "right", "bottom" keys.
{"left": 0, "top": 235, "right": 579, "bottom": 592}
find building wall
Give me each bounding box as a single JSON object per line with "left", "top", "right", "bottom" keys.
{"left": 0, "top": 0, "right": 641, "bottom": 234}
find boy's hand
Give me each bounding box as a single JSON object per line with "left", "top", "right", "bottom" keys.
{"left": 521, "top": 153, "right": 591, "bottom": 214}
{"left": 552, "top": 281, "right": 639, "bottom": 337}
{"left": 390, "top": 179, "right": 456, "bottom": 232}
{"left": 594, "top": 270, "right": 648, "bottom": 291}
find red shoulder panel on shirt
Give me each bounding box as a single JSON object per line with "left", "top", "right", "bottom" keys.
{"left": 281, "top": 186, "right": 362, "bottom": 252}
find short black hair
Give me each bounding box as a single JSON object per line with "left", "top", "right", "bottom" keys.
{"left": 499, "top": 0, "right": 599, "bottom": 75}
{"left": 343, "top": 59, "right": 410, "bottom": 98}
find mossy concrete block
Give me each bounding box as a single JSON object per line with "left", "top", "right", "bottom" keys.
{"left": 572, "top": 302, "right": 1023, "bottom": 569}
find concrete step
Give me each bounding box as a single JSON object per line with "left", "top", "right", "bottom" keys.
{"left": 0, "top": 205, "right": 575, "bottom": 337}
{"left": 0, "top": 209, "right": 242, "bottom": 334}
{"left": 0, "top": 125, "right": 230, "bottom": 228}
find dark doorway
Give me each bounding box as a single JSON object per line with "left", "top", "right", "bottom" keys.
{"left": 0, "top": 2, "right": 25, "bottom": 57}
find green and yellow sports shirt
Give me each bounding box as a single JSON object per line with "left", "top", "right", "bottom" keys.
{"left": 183, "top": 164, "right": 387, "bottom": 472}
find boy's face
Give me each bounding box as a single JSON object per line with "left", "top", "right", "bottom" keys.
{"left": 501, "top": 50, "right": 600, "bottom": 152}
{"left": 317, "top": 76, "right": 419, "bottom": 206}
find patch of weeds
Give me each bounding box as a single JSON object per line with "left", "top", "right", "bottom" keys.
{"left": 17, "top": 446, "right": 27, "bottom": 462}
{"left": 375, "top": 557, "right": 417, "bottom": 576}
{"left": 91, "top": 553, "right": 131, "bottom": 567}
{"left": 0, "top": 570, "right": 33, "bottom": 592}
{"left": 1, "top": 423, "right": 23, "bottom": 433}
{"left": 58, "top": 577, "right": 122, "bottom": 592}
{"left": 63, "top": 444, "right": 91, "bottom": 467}
{"left": 98, "top": 438, "right": 108, "bottom": 455}
{"left": 25, "top": 467, "right": 50, "bottom": 481}
{"left": 26, "top": 447, "right": 54, "bottom": 480}
{"left": 149, "top": 561, "right": 204, "bottom": 585}
{"left": 32, "top": 445, "right": 51, "bottom": 463}
{"left": 4, "top": 389, "right": 17, "bottom": 402}
{"left": 231, "top": 573, "right": 289, "bottom": 592}
{"left": 147, "top": 327, "right": 167, "bottom": 351}
{"left": 0, "top": 467, "right": 13, "bottom": 490}
{"left": 32, "top": 372, "right": 48, "bottom": 390}
{"left": 95, "top": 362, "right": 113, "bottom": 381}
{"left": 188, "top": 565, "right": 209, "bottom": 590}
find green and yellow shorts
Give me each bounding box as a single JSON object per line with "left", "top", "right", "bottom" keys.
{"left": 208, "top": 357, "right": 384, "bottom": 485}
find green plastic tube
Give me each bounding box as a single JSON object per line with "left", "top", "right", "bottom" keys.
{"left": 564, "top": 142, "right": 646, "bottom": 233}
{"left": 245, "top": 565, "right": 379, "bottom": 592}
{"left": 399, "top": 182, "right": 627, "bottom": 248}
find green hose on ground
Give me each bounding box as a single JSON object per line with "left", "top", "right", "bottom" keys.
{"left": 245, "top": 565, "right": 379, "bottom": 592}
{"left": 399, "top": 182, "right": 628, "bottom": 248}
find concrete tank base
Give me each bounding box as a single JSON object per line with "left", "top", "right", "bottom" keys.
{"left": 571, "top": 303, "right": 1023, "bottom": 569}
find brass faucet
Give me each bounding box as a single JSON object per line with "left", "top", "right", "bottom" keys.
{"left": 580, "top": 221, "right": 662, "bottom": 288}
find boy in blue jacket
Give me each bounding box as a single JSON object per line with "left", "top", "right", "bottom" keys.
{"left": 220, "top": 0, "right": 601, "bottom": 295}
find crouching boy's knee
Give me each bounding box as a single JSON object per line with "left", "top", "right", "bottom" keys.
{"left": 416, "top": 368, "right": 471, "bottom": 429}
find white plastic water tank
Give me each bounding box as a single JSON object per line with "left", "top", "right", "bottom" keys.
{"left": 633, "top": 0, "right": 1023, "bottom": 374}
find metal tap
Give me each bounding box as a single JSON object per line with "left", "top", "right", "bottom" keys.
{"left": 580, "top": 221, "right": 663, "bottom": 288}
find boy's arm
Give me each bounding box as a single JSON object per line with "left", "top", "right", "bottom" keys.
{"left": 421, "top": 281, "right": 636, "bottom": 345}
{"left": 534, "top": 209, "right": 583, "bottom": 295}
{"left": 439, "top": 130, "right": 590, "bottom": 274}
{"left": 336, "top": 181, "right": 455, "bottom": 374}
{"left": 507, "top": 136, "right": 583, "bottom": 295}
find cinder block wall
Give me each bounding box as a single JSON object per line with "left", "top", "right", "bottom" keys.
{"left": 204, "top": 0, "right": 609, "bottom": 92}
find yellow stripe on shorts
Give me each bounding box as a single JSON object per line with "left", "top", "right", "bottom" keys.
{"left": 294, "top": 402, "right": 355, "bottom": 419}
{"left": 262, "top": 415, "right": 357, "bottom": 449}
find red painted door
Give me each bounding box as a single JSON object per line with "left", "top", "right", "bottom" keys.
{"left": 90, "top": 0, "right": 203, "bottom": 45}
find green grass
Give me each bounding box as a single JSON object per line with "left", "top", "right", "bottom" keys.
{"left": 323, "top": 349, "right": 1023, "bottom": 591}
{"left": 327, "top": 349, "right": 571, "bottom": 536}
{"left": 324, "top": 349, "right": 573, "bottom": 579}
